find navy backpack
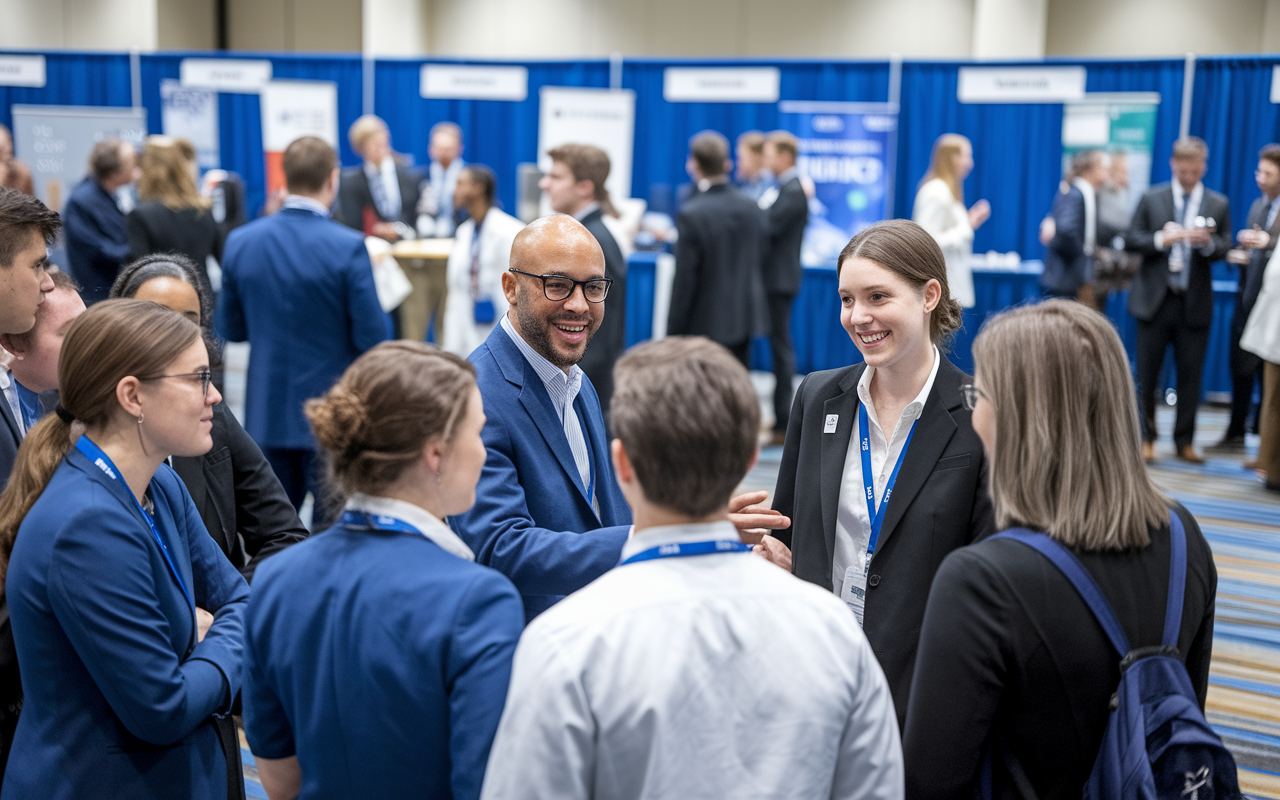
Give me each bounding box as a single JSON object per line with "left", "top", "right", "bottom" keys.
{"left": 982, "top": 510, "right": 1241, "bottom": 800}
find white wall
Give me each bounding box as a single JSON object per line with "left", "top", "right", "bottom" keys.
{"left": 1044, "top": 0, "right": 1271, "bottom": 56}
{"left": 364, "top": 0, "right": 429, "bottom": 56}
{"left": 972, "top": 0, "right": 1048, "bottom": 58}
{"left": 226, "top": 0, "right": 361, "bottom": 52}
{"left": 0, "top": 0, "right": 158, "bottom": 50}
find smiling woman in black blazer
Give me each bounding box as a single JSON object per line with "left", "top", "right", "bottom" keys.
{"left": 770, "top": 219, "right": 994, "bottom": 731}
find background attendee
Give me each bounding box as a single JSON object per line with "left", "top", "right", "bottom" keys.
{"left": 760, "top": 130, "right": 809, "bottom": 443}
{"left": 0, "top": 126, "right": 32, "bottom": 196}
{"left": 1220, "top": 144, "right": 1280, "bottom": 451}
{"left": 481, "top": 336, "right": 904, "bottom": 800}
{"left": 0, "top": 299, "right": 248, "bottom": 800}
{"left": 444, "top": 165, "right": 523, "bottom": 357}
{"left": 126, "top": 136, "right": 221, "bottom": 291}
{"left": 1042, "top": 149, "right": 1109, "bottom": 300}
{"left": 1125, "top": 136, "right": 1231, "bottom": 464}
{"left": 417, "top": 120, "right": 466, "bottom": 239}
{"left": 111, "top": 254, "right": 308, "bottom": 580}
{"left": 903, "top": 300, "right": 1217, "bottom": 799}
{"left": 771, "top": 219, "right": 994, "bottom": 732}
{"left": 735, "top": 129, "right": 774, "bottom": 202}
{"left": 1241, "top": 244, "right": 1280, "bottom": 492}
{"left": 1096, "top": 150, "right": 1133, "bottom": 249}
{"left": 244, "top": 341, "right": 523, "bottom": 800}
{"left": 667, "top": 131, "right": 768, "bottom": 368}
{"left": 540, "top": 143, "right": 627, "bottom": 420}
{"left": 912, "top": 133, "right": 989, "bottom": 309}
{"left": 337, "top": 115, "right": 421, "bottom": 242}
{"left": 217, "top": 136, "right": 388, "bottom": 524}
{"left": 64, "top": 138, "right": 137, "bottom": 304}
{"left": 0, "top": 269, "right": 83, "bottom": 431}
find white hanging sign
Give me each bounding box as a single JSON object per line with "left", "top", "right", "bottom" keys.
{"left": 180, "top": 58, "right": 272, "bottom": 93}
{"left": 663, "top": 67, "right": 780, "bottom": 103}
{"left": 0, "top": 55, "right": 46, "bottom": 88}
{"left": 958, "top": 66, "right": 1086, "bottom": 103}
{"left": 420, "top": 65, "right": 529, "bottom": 101}
{"left": 537, "top": 87, "right": 636, "bottom": 204}
{"left": 1271, "top": 66, "right": 1280, "bottom": 103}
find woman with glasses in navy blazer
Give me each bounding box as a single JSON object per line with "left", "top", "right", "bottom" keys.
{"left": 0, "top": 299, "right": 248, "bottom": 800}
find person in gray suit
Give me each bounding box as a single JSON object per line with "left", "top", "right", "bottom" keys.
{"left": 1125, "top": 137, "right": 1231, "bottom": 464}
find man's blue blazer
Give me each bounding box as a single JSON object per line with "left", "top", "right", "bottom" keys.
{"left": 450, "top": 324, "right": 632, "bottom": 622}
{"left": 3, "top": 444, "right": 249, "bottom": 800}
{"left": 216, "top": 207, "right": 388, "bottom": 450}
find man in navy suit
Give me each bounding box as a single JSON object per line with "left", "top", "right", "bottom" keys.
{"left": 217, "top": 136, "right": 388, "bottom": 523}
{"left": 1042, "top": 149, "right": 1110, "bottom": 299}
{"left": 63, "top": 139, "right": 136, "bottom": 304}
{"left": 452, "top": 215, "right": 789, "bottom": 622}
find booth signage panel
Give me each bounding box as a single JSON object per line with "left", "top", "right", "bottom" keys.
{"left": 161, "top": 79, "right": 219, "bottom": 170}
{"left": 958, "top": 66, "right": 1086, "bottom": 103}
{"left": 420, "top": 65, "right": 528, "bottom": 101}
{"left": 260, "top": 80, "right": 338, "bottom": 195}
{"left": 180, "top": 58, "right": 272, "bottom": 93}
{"left": 537, "top": 87, "right": 635, "bottom": 204}
{"left": 0, "top": 55, "right": 46, "bottom": 87}
{"left": 663, "top": 67, "right": 780, "bottom": 103}
{"left": 779, "top": 101, "right": 896, "bottom": 267}
{"left": 1272, "top": 66, "right": 1280, "bottom": 103}
{"left": 1062, "top": 94, "right": 1159, "bottom": 215}
{"left": 11, "top": 105, "right": 147, "bottom": 213}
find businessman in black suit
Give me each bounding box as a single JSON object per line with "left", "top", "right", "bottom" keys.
{"left": 1218, "top": 144, "right": 1280, "bottom": 450}
{"left": 1042, "top": 149, "right": 1109, "bottom": 298}
{"left": 667, "top": 131, "right": 768, "bottom": 366}
{"left": 335, "top": 115, "right": 422, "bottom": 239}
{"left": 1125, "top": 137, "right": 1232, "bottom": 464}
{"left": 541, "top": 144, "right": 627, "bottom": 420}
{"left": 760, "top": 131, "right": 809, "bottom": 443}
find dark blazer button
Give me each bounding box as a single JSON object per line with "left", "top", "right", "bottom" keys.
{"left": 868, "top": 574, "right": 881, "bottom": 587}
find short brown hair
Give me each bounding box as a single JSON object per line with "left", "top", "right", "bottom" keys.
{"left": 973, "top": 300, "right": 1168, "bottom": 551}
{"left": 766, "top": 130, "right": 799, "bottom": 160}
{"left": 0, "top": 186, "right": 61, "bottom": 270}
{"left": 689, "top": 131, "right": 729, "bottom": 178}
{"left": 612, "top": 337, "right": 759, "bottom": 517}
{"left": 737, "top": 130, "right": 765, "bottom": 154}
{"left": 1260, "top": 143, "right": 1280, "bottom": 171}
{"left": 838, "top": 219, "right": 963, "bottom": 346}
{"left": 1172, "top": 136, "right": 1208, "bottom": 161}
{"left": 306, "top": 341, "right": 476, "bottom": 499}
{"left": 547, "top": 143, "right": 612, "bottom": 207}
{"left": 89, "top": 139, "right": 130, "bottom": 182}
{"left": 283, "top": 136, "right": 337, "bottom": 195}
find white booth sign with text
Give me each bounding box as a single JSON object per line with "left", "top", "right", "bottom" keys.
{"left": 958, "top": 66, "right": 1086, "bottom": 103}
{"left": 537, "top": 87, "right": 636, "bottom": 205}
{"left": 663, "top": 67, "right": 780, "bottom": 103}
{"left": 260, "top": 80, "right": 338, "bottom": 195}
{"left": 180, "top": 59, "right": 272, "bottom": 93}
{"left": 0, "top": 56, "right": 46, "bottom": 88}
{"left": 421, "top": 65, "right": 529, "bottom": 101}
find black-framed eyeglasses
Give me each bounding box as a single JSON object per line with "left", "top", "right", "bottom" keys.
{"left": 142, "top": 370, "right": 213, "bottom": 398}
{"left": 509, "top": 268, "right": 612, "bottom": 303}
{"left": 959, "top": 383, "right": 987, "bottom": 411}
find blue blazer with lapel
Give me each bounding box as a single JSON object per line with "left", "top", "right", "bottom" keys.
{"left": 63, "top": 178, "right": 130, "bottom": 305}
{"left": 216, "top": 207, "right": 389, "bottom": 450}
{"left": 450, "top": 324, "right": 632, "bottom": 622}
{"left": 1042, "top": 184, "right": 1088, "bottom": 295}
{"left": 3, "top": 444, "right": 249, "bottom": 800}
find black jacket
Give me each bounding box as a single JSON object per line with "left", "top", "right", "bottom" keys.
{"left": 762, "top": 175, "right": 808, "bottom": 295}
{"left": 903, "top": 502, "right": 1215, "bottom": 800}
{"left": 772, "top": 357, "right": 995, "bottom": 730}
{"left": 170, "top": 403, "right": 308, "bottom": 582}
{"left": 576, "top": 207, "right": 627, "bottom": 417}
{"left": 1235, "top": 195, "right": 1280, "bottom": 334}
{"left": 335, "top": 164, "right": 422, "bottom": 232}
{"left": 126, "top": 201, "right": 223, "bottom": 289}
{"left": 0, "top": 390, "right": 21, "bottom": 784}
{"left": 1124, "top": 183, "right": 1231, "bottom": 327}
{"left": 667, "top": 182, "right": 768, "bottom": 346}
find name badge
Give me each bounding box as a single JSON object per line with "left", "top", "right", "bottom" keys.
{"left": 823, "top": 414, "right": 839, "bottom": 434}
{"left": 840, "top": 564, "right": 867, "bottom": 627}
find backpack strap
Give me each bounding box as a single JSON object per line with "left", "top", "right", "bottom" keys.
{"left": 990, "top": 528, "right": 1131, "bottom": 656}
{"left": 1161, "top": 510, "right": 1187, "bottom": 649}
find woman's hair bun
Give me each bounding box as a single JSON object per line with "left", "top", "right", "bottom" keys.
{"left": 305, "top": 385, "right": 369, "bottom": 456}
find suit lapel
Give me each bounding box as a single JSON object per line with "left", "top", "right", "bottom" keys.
{"left": 0, "top": 387, "right": 21, "bottom": 447}
{"left": 515, "top": 361, "right": 594, "bottom": 507}
{"left": 875, "top": 361, "right": 962, "bottom": 552}
{"left": 821, "top": 366, "right": 864, "bottom": 565}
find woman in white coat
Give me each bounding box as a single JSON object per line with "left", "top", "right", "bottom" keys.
{"left": 912, "top": 134, "right": 990, "bottom": 308}
{"left": 443, "top": 165, "right": 525, "bottom": 357}
{"left": 1241, "top": 245, "right": 1280, "bottom": 491}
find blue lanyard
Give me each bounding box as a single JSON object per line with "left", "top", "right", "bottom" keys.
{"left": 74, "top": 436, "right": 193, "bottom": 609}
{"left": 620, "top": 539, "right": 752, "bottom": 566}
{"left": 858, "top": 403, "right": 919, "bottom": 560}
{"left": 339, "top": 510, "right": 422, "bottom": 536}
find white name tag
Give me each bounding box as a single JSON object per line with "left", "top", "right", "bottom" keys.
{"left": 824, "top": 414, "right": 839, "bottom": 434}
{"left": 840, "top": 564, "right": 867, "bottom": 627}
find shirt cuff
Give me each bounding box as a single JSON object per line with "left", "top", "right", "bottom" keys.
{"left": 1154, "top": 231, "right": 1166, "bottom": 250}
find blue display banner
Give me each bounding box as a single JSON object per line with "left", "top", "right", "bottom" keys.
{"left": 778, "top": 101, "right": 898, "bottom": 268}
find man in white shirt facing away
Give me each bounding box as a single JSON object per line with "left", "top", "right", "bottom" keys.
{"left": 481, "top": 335, "right": 903, "bottom": 800}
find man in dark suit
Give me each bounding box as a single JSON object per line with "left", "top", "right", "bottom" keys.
{"left": 1042, "top": 149, "right": 1109, "bottom": 299}
{"left": 760, "top": 131, "right": 809, "bottom": 443}
{"left": 1125, "top": 137, "right": 1232, "bottom": 464}
{"left": 335, "top": 115, "right": 421, "bottom": 240}
{"left": 540, "top": 143, "right": 626, "bottom": 421}
{"left": 1218, "top": 144, "right": 1280, "bottom": 451}
{"left": 668, "top": 131, "right": 768, "bottom": 367}
{"left": 63, "top": 139, "right": 137, "bottom": 304}
{"left": 217, "top": 136, "right": 388, "bottom": 524}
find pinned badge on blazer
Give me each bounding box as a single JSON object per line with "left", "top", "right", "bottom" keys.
{"left": 824, "top": 414, "right": 839, "bottom": 434}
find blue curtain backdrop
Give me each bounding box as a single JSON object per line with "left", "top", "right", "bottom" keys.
{"left": 374, "top": 58, "right": 611, "bottom": 214}
{"left": 0, "top": 50, "right": 133, "bottom": 132}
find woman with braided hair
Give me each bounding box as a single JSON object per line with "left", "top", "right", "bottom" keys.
{"left": 240, "top": 340, "right": 523, "bottom": 800}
